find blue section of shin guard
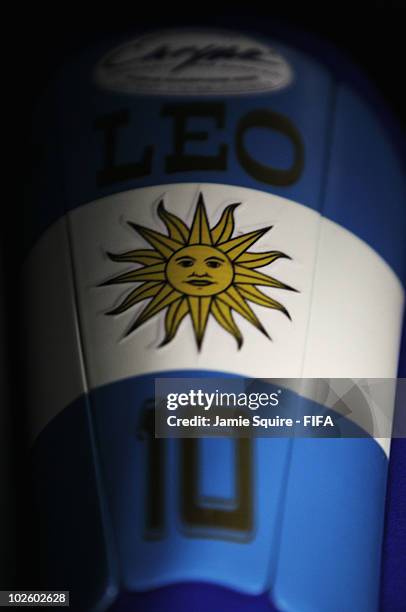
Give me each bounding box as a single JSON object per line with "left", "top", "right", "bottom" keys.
{"left": 31, "top": 372, "right": 388, "bottom": 610}
{"left": 381, "top": 438, "right": 406, "bottom": 612}
{"left": 324, "top": 85, "right": 406, "bottom": 282}
{"left": 274, "top": 438, "right": 388, "bottom": 612}
{"left": 36, "top": 39, "right": 331, "bottom": 218}
{"left": 28, "top": 32, "right": 406, "bottom": 282}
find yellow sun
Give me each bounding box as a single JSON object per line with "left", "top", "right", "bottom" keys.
{"left": 102, "top": 193, "right": 295, "bottom": 349}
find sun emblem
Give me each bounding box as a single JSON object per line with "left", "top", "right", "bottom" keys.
{"left": 101, "top": 193, "right": 295, "bottom": 349}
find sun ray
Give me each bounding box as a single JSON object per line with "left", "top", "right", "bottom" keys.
{"left": 157, "top": 201, "right": 189, "bottom": 243}
{"left": 211, "top": 203, "right": 239, "bottom": 244}
{"left": 188, "top": 193, "right": 213, "bottom": 245}
{"left": 188, "top": 296, "right": 212, "bottom": 348}
{"left": 128, "top": 222, "right": 182, "bottom": 258}
{"left": 238, "top": 285, "right": 291, "bottom": 319}
{"left": 234, "top": 264, "right": 296, "bottom": 291}
{"left": 127, "top": 284, "right": 182, "bottom": 334}
{"left": 107, "top": 282, "right": 163, "bottom": 315}
{"left": 218, "top": 286, "right": 270, "bottom": 337}
{"left": 160, "top": 297, "right": 189, "bottom": 346}
{"left": 235, "top": 250, "right": 289, "bottom": 268}
{"left": 211, "top": 298, "right": 243, "bottom": 348}
{"left": 217, "top": 226, "right": 272, "bottom": 260}
{"left": 100, "top": 262, "right": 166, "bottom": 285}
{"left": 107, "top": 249, "right": 163, "bottom": 265}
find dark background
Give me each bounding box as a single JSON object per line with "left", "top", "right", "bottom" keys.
{"left": 11, "top": 1, "right": 406, "bottom": 130}
{"left": 2, "top": 1, "right": 405, "bottom": 610}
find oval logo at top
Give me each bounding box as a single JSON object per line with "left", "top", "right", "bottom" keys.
{"left": 94, "top": 29, "right": 294, "bottom": 96}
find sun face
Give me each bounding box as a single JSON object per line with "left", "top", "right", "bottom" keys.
{"left": 166, "top": 245, "right": 234, "bottom": 297}
{"left": 101, "top": 192, "right": 295, "bottom": 349}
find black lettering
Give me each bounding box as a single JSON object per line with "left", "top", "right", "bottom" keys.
{"left": 95, "top": 110, "right": 153, "bottom": 187}
{"left": 181, "top": 434, "right": 253, "bottom": 537}
{"left": 162, "top": 103, "right": 227, "bottom": 173}
{"left": 138, "top": 406, "right": 165, "bottom": 539}
{"left": 236, "top": 110, "right": 304, "bottom": 186}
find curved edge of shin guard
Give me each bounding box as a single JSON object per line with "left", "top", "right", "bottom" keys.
{"left": 381, "top": 324, "right": 406, "bottom": 612}
{"left": 111, "top": 582, "right": 280, "bottom": 612}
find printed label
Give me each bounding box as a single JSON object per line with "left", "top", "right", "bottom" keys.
{"left": 94, "top": 29, "right": 293, "bottom": 96}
